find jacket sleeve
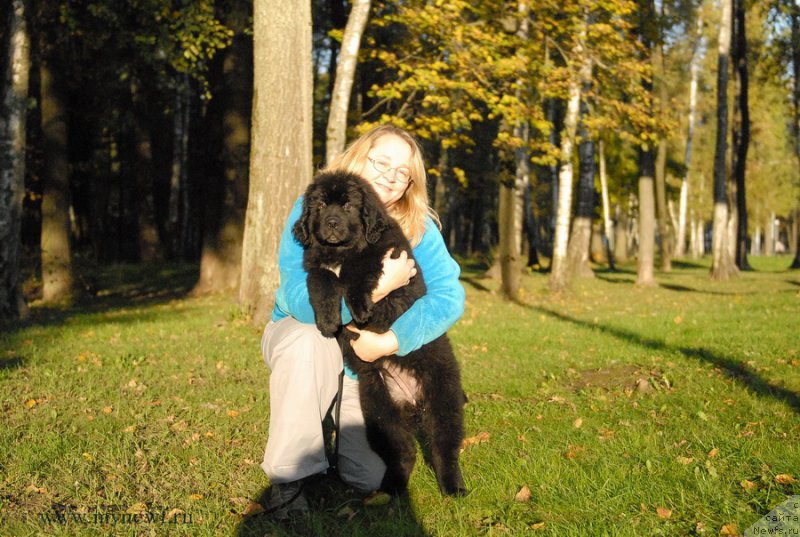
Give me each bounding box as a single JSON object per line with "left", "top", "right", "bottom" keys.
{"left": 272, "top": 197, "right": 353, "bottom": 325}
{"left": 390, "top": 218, "right": 465, "bottom": 356}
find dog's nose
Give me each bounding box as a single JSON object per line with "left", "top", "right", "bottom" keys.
{"left": 325, "top": 216, "right": 342, "bottom": 230}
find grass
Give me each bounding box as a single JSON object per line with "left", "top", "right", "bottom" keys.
{"left": 1, "top": 256, "right": 799, "bottom": 536}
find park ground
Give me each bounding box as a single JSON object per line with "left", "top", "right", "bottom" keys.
{"left": 1, "top": 256, "right": 798, "bottom": 536}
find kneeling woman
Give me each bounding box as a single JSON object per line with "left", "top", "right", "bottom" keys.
{"left": 260, "top": 124, "right": 465, "bottom": 517}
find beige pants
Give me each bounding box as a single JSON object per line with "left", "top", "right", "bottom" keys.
{"left": 260, "top": 317, "right": 385, "bottom": 491}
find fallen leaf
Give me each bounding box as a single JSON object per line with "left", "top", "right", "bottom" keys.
{"left": 708, "top": 448, "right": 720, "bottom": 458}
{"left": 719, "top": 523, "right": 739, "bottom": 535}
{"left": 776, "top": 474, "right": 796, "bottom": 485}
{"left": 530, "top": 522, "right": 546, "bottom": 530}
{"left": 573, "top": 418, "right": 583, "bottom": 428}
{"left": 656, "top": 507, "right": 672, "bottom": 519}
{"left": 127, "top": 503, "right": 148, "bottom": 514}
{"left": 674, "top": 316, "right": 683, "bottom": 324}
{"left": 677, "top": 456, "right": 694, "bottom": 465}
{"left": 189, "top": 494, "right": 204, "bottom": 500}
{"left": 25, "top": 484, "right": 47, "bottom": 494}
{"left": 82, "top": 452, "right": 93, "bottom": 462}
{"left": 514, "top": 485, "right": 532, "bottom": 503}
{"left": 461, "top": 432, "right": 490, "bottom": 450}
{"left": 564, "top": 445, "right": 586, "bottom": 459}
{"left": 227, "top": 410, "right": 240, "bottom": 418}
{"left": 740, "top": 480, "right": 757, "bottom": 491}
{"left": 102, "top": 406, "right": 113, "bottom": 414}
{"left": 165, "top": 508, "right": 185, "bottom": 521}
{"left": 242, "top": 502, "right": 264, "bottom": 517}
{"left": 336, "top": 505, "right": 357, "bottom": 519}
{"left": 363, "top": 491, "right": 391, "bottom": 506}
{"left": 25, "top": 399, "right": 37, "bottom": 408}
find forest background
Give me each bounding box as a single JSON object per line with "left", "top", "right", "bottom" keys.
{"left": 1, "top": 0, "right": 800, "bottom": 319}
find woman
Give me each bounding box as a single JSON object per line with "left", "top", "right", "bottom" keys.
{"left": 260, "top": 125, "right": 464, "bottom": 518}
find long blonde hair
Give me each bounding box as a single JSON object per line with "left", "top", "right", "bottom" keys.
{"left": 325, "top": 125, "right": 440, "bottom": 246}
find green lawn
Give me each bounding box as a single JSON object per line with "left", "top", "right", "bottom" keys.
{"left": 1, "top": 257, "right": 798, "bottom": 536}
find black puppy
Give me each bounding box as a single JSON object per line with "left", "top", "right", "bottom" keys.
{"left": 293, "top": 170, "right": 467, "bottom": 497}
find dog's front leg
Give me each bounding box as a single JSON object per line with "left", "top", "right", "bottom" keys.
{"left": 307, "top": 268, "right": 343, "bottom": 337}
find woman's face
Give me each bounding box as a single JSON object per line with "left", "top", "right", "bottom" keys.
{"left": 363, "top": 134, "right": 413, "bottom": 208}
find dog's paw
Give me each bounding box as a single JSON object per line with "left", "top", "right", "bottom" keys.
{"left": 348, "top": 296, "right": 373, "bottom": 324}
{"left": 443, "top": 485, "right": 469, "bottom": 497}
{"left": 315, "top": 319, "right": 340, "bottom": 338}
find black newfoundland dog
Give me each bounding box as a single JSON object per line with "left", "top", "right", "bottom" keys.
{"left": 293, "top": 170, "right": 467, "bottom": 497}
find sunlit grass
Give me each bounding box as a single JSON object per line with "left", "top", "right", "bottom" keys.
{"left": 1, "top": 257, "right": 798, "bottom": 536}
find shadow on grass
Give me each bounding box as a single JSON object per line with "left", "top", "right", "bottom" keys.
{"left": 522, "top": 303, "right": 800, "bottom": 415}
{"left": 2, "top": 263, "right": 199, "bottom": 334}
{"left": 235, "top": 474, "right": 429, "bottom": 537}
{"left": 0, "top": 355, "right": 26, "bottom": 371}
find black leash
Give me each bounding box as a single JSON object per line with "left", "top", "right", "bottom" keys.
{"left": 332, "top": 369, "right": 344, "bottom": 471}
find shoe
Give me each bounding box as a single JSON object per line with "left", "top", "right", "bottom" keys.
{"left": 263, "top": 480, "right": 309, "bottom": 520}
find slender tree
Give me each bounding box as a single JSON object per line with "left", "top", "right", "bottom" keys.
{"left": 239, "top": 0, "right": 313, "bottom": 323}
{"left": 566, "top": 93, "right": 596, "bottom": 279}
{"left": 677, "top": 8, "right": 705, "bottom": 258}
{"left": 325, "top": 0, "right": 371, "bottom": 164}
{"left": 710, "top": 0, "right": 738, "bottom": 279}
{"left": 636, "top": 0, "right": 658, "bottom": 287}
{"left": 0, "top": 0, "right": 30, "bottom": 319}
{"left": 732, "top": 0, "right": 750, "bottom": 270}
{"left": 789, "top": 0, "right": 800, "bottom": 269}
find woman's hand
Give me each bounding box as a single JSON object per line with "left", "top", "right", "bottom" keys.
{"left": 372, "top": 248, "right": 417, "bottom": 303}
{"left": 347, "top": 326, "right": 399, "bottom": 362}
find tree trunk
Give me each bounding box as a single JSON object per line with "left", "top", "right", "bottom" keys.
{"left": 39, "top": 61, "right": 76, "bottom": 302}
{"left": 240, "top": 0, "right": 313, "bottom": 323}
{"left": 566, "top": 95, "right": 595, "bottom": 279}
{"left": 549, "top": 65, "right": 583, "bottom": 293}
{"left": 130, "top": 83, "right": 164, "bottom": 263}
{"left": 677, "top": 10, "right": 704, "bottom": 259}
{"left": 614, "top": 203, "right": 629, "bottom": 264}
{"left": 790, "top": 4, "right": 800, "bottom": 268}
{"left": 194, "top": 3, "right": 252, "bottom": 294}
{"left": 169, "top": 76, "right": 192, "bottom": 258}
{"left": 0, "top": 0, "right": 30, "bottom": 319}
{"left": 654, "top": 45, "right": 671, "bottom": 272}
{"left": 636, "top": 0, "right": 657, "bottom": 287}
{"left": 732, "top": 0, "right": 750, "bottom": 270}
{"left": 711, "top": 0, "right": 738, "bottom": 280}
{"left": 598, "top": 140, "right": 615, "bottom": 270}
{"left": 325, "top": 0, "right": 371, "bottom": 164}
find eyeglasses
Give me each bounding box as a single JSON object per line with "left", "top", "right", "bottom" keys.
{"left": 367, "top": 158, "right": 412, "bottom": 184}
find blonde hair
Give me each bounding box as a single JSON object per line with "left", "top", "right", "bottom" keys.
{"left": 325, "top": 125, "right": 440, "bottom": 246}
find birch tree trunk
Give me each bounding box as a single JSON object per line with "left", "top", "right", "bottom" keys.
{"left": 654, "top": 45, "right": 671, "bottom": 272}
{"left": 240, "top": 0, "right": 313, "bottom": 323}
{"left": 566, "top": 93, "right": 596, "bottom": 279}
{"left": 325, "top": 0, "right": 371, "bottom": 164}
{"left": 549, "top": 52, "right": 584, "bottom": 292}
{"left": 677, "top": 10, "right": 704, "bottom": 258}
{"left": 40, "top": 61, "right": 76, "bottom": 302}
{"left": 598, "top": 140, "right": 615, "bottom": 270}
{"left": 0, "top": 0, "right": 30, "bottom": 318}
{"left": 711, "top": 0, "right": 738, "bottom": 280}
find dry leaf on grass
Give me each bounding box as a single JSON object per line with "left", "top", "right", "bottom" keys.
{"left": 656, "top": 507, "right": 672, "bottom": 519}
{"left": 337, "top": 505, "right": 357, "bottom": 520}
{"left": 740, "top": 479, "right": 758, "bottom": 491}
{"left": 573, "top": 418, "right": 583, "bottom": 428}
{"left": 530, "top": 522, "right": 546, "bottom": 530}
{"left": 242, "top": 502, "right": 264, "bottom": 517}
{"left": 461, "top": 432, "right": 490, "bottom": 450}
{"left": 776, "top": 474, "right": 796, "bottom": 484}
{"left": 363, "top": 491, "right": 391, "bottom": 506}
{"left": 564, "top": 445, "right": 586, "bottom": 459}
{"left": 514, "top": 485, "right": 532, "bottom": 502}
{"left": 708, "top": 448, "right": 720, "bottom": 458}
{"left": 719, "top": 523, "right": 739, "bottom": 535}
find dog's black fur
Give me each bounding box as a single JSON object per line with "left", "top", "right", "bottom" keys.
{"left": 293, "top": 171, "right": 467, "bottom": 497}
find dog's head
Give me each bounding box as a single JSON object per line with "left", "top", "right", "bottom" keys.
{"left": 293, "top": 171, "right": 389, "bottom": 250}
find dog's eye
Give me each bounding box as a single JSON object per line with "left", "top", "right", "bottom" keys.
{"left": 317, "top": 201, "right": 327, "bottom": 210}
{"left": 343, "top": 202, "right": 353, "bottom": 211}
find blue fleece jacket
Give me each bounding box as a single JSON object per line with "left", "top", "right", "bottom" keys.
{"left": 272, "top": 197, "right": 465, "bottom": 377}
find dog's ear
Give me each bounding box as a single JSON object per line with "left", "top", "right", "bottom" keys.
{"left": 362, "top": 193, "right": 388, "bottom": 244}
{"left": 293, "top": 196, "right": 313, "bottom": 247}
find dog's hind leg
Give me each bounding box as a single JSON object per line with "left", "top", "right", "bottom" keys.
{"left": 421, "top": 385, "right": 467, "bottom": 496}
{"left": 359, "top": 373, "right": 417, "bottom": 495}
